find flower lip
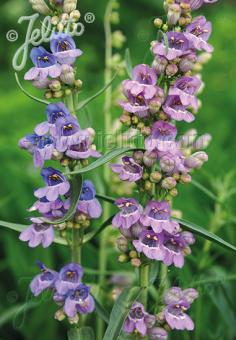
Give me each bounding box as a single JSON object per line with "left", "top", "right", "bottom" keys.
{"left": 132, "top": 64, "right": 157, "bottom": 86}
{"left": 152, "top": 121, "right": 177, "bottom": 141}
{"left": 31, "top": 46, "right": 57, "bottom": 68}
{"left": 41, "top": 167, "right": 66, "bottom": 186}
{"left": 146, "top": 201, "right": 170, "bottom": 221}
{"left": 115, "top": 198, "right": 139, "bottom": 215}
{"left": 56, "top": 116, "right": 80, "bottom": 137}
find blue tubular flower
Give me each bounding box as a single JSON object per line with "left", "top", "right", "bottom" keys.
{"left": 19, "top": 222, "right": 54, "bottom": 248}
{"left": 35, "top": 102, "right": 71, "bottom": 137}
{"left": 30, "top": 262, "right": 58, "bottom": 296}
{"left": 34, "top": 167, "right": 70, "bottom": 202}
{"left": 63, "top": 284, "right": 95, "bottom": 317}
{"left": 27, "top": 133, "right": 54, "bottom": 168}
{"left": 55, "top": 263, "right": 84, "bottom": 295}
{"left": 50, "top": 33, "right": 83, "bottom": 65}
{"left": 29, "top": 197, "right": 65, "bottom": 216}
{"left": 77, "top": 180, "right": 102, "bottom": 218}
{"left": 24, "top": 47, "right": 62, "bottom": 81}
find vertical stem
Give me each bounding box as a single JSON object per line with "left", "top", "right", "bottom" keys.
{"left": 139, "top": 264, "right": 150, "bottom": 308}
{"left": 71, "top": 227, "right": 82, "bottom": 263}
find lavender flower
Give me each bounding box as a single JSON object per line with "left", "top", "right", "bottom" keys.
{"left": 28, "top": 197, "right": 65, "bottom": 216}
{"left": 30, "top": 262, "right": 58, "bottom": 296}
{"left": 124, "top": 302, "right": 154, "bottom": 336}
{"left": 50, "top": 33, "right": 83, "bottom": 65}
{"left": 24, "top": 47, "right": 62, "bottom": 81}
{"left": 34, "top": 167, "right": 70, "bottom": 202}
{"left": 175, "top": 0, "right": 218, "bottom": 10}
{"left": 132, "top": 64, "right": 157, "bottom": 85}
{"left": 185, "top": 16, "right": 213, "bottom": 53}
{"left": 145, "top": 121, "right": 177, "bottom": 152}
{"left": 148, "top": 327, "right": 168, "bottom": 340}
{"left": 112, "top": 198, "right": 143, "bottom": 229}
{"left": 77, "top": 180, "right": 102, "bottom": 219}
{"left": 133, "top": 229, "right": 164, "bottom": 260}
{"left": 163, "top": 287, "right": 198, "bottom": 330}
{"left": 110, "top": 156, "right": 143, "bottom": 182}
{"left": 19, "top": 222, "right": 54, "bottom": 248}
{"left": 55, "top": 263, "right": 84, "bottom": 295}
{"left": 162, "top": 231, "right": 195, "bottom": 268}
{"left": 140, "top": 201, "right": 180, "bottom": 234}
{"left": 63, "top": 284, "right": 95, "bottom": 317}
{"left": 152, "top": 32, "right": 190, "bottom": 61}
{"left": 162, "top": 95, "right": 195, "bottom": 123}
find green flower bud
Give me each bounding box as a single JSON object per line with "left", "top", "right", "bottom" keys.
{"left": 49, "top": 80, "right": 61, "bottom": 92}
{"left": 118, "top": 254, "right": 129, "bottom": 263}
{"left": 116, "top": 236, "right": 128, "bottom": 253}
{"left": 131, "top": 258, "right": 141, "bottom": 268}
{"left": 129, "top": 250, "right": 138, "bottom": 259}
{"left": 161, "top": 177, "right": 177, "bottom": 190}
{"left": 29, "top": 0, "right": 51, "bottom": 15}
{"left": 150, "top": 171, "right": 162, "bottom": 183}
{"left": 54, "top": 309, "right": 66, "bottom": 321}
{"left": 63, "top": 0, "right": 77, "bottom": 14}
{"left": 154, "top": 18, "right": 163, "bottom": 28}
{"left": 112, "top": 30, "right": 126, "bottom": 49}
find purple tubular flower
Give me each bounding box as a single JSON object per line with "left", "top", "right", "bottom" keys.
{"left": 133, "top": 229, "right": 165, "bottom": 260}
{"left": 55, "top": 116, "right": 85, "bottom": 152}
{"left": 35, "top": 102, "right": 70, "bottom": 137}
{"left": 163, "top": 286, "right": 198, "bottom": 330}
{"left": 110, "top": 156, "right": 143, "bottom": 182}
{"left": 63, "top": 284, "right": 95, "bottom": 317}
{"left": 132, "top": 64, "right": 157, "bottom": 85}
{"left": 124, "top": 302, "right": 153, "bottom": 336}
{"left": 162, "top": 231, "right": 195, "bottom": 268}
{"left": 140, "top": 201, "right": 180, "bottom": 234}
{"left": 55, "top": 263, "right": 84, "bottom": 295}
{"left": 112, "top": 198, "right": 143, "bottom": 229}
{"left": 34, "top": 167, "right": 70, "bottom": 202}
{"left": 50, "top": 33, "right": 83, "bottom": 65}
{"left": 152, "top": 32, "right": 190, "bottom": 61}
{"left": 163, "top": 95, "right": 195, "bottom": 123}
{"left": 76, "top": 180, "right": 102, "bottom": 219}
{"left": 29, "top": 197, "right": 64, "bottom": 215}
{"left": 30, "top": 262, "right": 58, "bottom": 296}
{"left": 19, "top": 223, "right": 54, "bottom": 248}
{"left": 65, "top": 130, "right": 101, "bottom": 160}
{"left": 145, "top": 120, "right": 177, "bottom": 152}
{"left": 177, "top": 0, "right": 218, "bottom": 11}
{"left": 168, "top": 76, "right": 202, "bottom": 111}
{"left": 24, "top": 47, "right": 62, "bottom": 81}
{"left": 185, "top": 16, "right": 213, "bottom": 53}
{"left": 24, "top": 133, "right": 54, "bottom": 168}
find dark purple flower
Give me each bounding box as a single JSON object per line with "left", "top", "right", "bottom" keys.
{"left": 55, "top": 263, "right": 84, "bottom": 295}
{"left": 124, "top": 302, "right": 152, "bottom": 336}
{"left": 19, "top": 223, "right": 54, "bottom": 248}
{"left": 30, "top": 262, "right": 58, "bottom": 296}
{"left": 168, "top": 76, "right": 201, "bottom": 111}
{"left": 35, "top": 102, "right": 70, "bottom": 137}
{"left": 132, "top": 64, "right": 157, "bottom": 85}
{"left": 112, "top": 198, "right": 143, "bottom": 229}
{"left": 55, "top": 116, "right": 85, "bottom": 152}
{"left": 110, "top": 156, "right": 143, "bottom": 182}
{"left": 133, "top": 229, "right": 165, "bottom": 260}
{"left": 162, "top": 231, "right": 195, "bottom": 268}
{"left": 163, "top": 286, "right": 198, "bottom": 330}
{"left": 34, "top": 167, "right": 70, "bottom": 202}
{"left": 65, "top": 130, "right": 101, "bottom": 160}
{"left": 140, "top": 201, "right": 180, "bottom": 234}
{"left": 63, "top": 284, "right": 95, "bottom": 317}
{"left": 152, "top": 32, "right": 190, "bottom": 61}
{"left": 77, "top": 180, "right": 102, "bottom": 219}
{"left": 50, "top": 33, "right": 83, "bottom": 65}
{"left": 24, "top": 47, "right": 62, "bottom": 81}
{"left": 185, "top": 16, "right": 213, "bottom": 53}
{"left": 163, "top": 95, "right": 195, "bottom": 123}
{"left": 145, "top": 121, "right": 177, "bottom": 152}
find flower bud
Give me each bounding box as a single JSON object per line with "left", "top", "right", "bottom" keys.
{"left": 118, "top": 254, "right": 129, "bottom": 263}
{"left": 194, "top": 134, "right": 212, "bottom": 150}
{"left": 51, "top": 16, "right": 59, "bottom": 26}
{"left": 63, "top": 0, "right": 77, "bottom": 13}
{"left": 143, "top": 151, "right": 157, "bottom": 167}
{"left": 133, "top": 150, "right": 144, "bottom": 164}
{"left": 32, "top": 78, "right": 50, "bottom": 89}
{"left": 52, "top": 150, "right": 63, "bottom": 160}
{"left": 171, "top": 209, "right": 182, "bottom": 219}
{"left": 53, "top": 90, "right": 64, "bottom": 98}
{"left": 166, "top": 63, "right": 178, "bottom": 76}
{"left": 130, "top": 223, "right": 143, "bottom": 239}
{"left": 156, "top": 311, "right": 165, "bottom": 324}
{"left": 152, "top": 56, "right": 168, "bottom": 75}
{"left": 68, "top": 315, "right": 79, "bottom": 324}
{"left": 149, "top": 98, "right": 162, "bottom": 114}
{"left": 120, "top": 113, "right": 131, "bottom": 125}
{"left": 169, "top": 188, "right": 178, "bottom": 197}
{"left": 167, "top": 4, "right": 181, "bottom": 25}
{"left": 29, "top": 0, "right": 51, "bottom": 15}
{"left": 65, "top": 88, "right": 72, "bottom": 96}
{"left": 154, "top": 18, "right": 163, "bottom": 28}
{"left": 179, "top": 53, "right": 197, "bottom": 73}
{"left": 74, "top": 79, "right": 83, "bottom": 88}
{"left": 162, "top": 23, "right": 168, "bottom": 32}
{"left": 44, "top": 91, "right": 53, "bottom": 99}
{"left": 70, "top": 9, "right": 81, "bottom": 21}
{"left": 129, "top": 250, "right": 138, "bottom": 259}
{"left": 180, "top": 128, "right": 197, "bottom": 147}
{"left": 131, "top": 258, "right": 141, "bottom": 267}
{"left": 161, "top": 177, "right": 177, "bottom": 190}
{"left": 180, "top": 173, "right": 192, "bottom": 184}
{"left": 61, "top": 13, "right": 70, "bottom": 21}
{"left": 110, "top": 12, "right": 120, "bottom": 24}
{"left": 49, "top": 80, "right": 61, "bottom": 92}
{"left": 112, "top": 30, "right": 126, "bottom": 49}
{"left": 54, "top": 309, "right": 66, "bottom": 321}
{"left": 116, "top": 236, "right": 128, "bottom": 253}
{"left": 145, "top": 314, "right": 156, "bottom": 329}
{"left": 60, "top": 157, "right": 70, "bottom": 167}
{"left": 150, "top": 171, "right": 162, "bottom": 183}
{"left": 197, "top": 52, "right": 212, "bottom": 65}
{"left": 57, "top": 22, "right": 64, "bottom": 32}
{"left": 60, "top": 64, "right": 75, "bottom": 85}
{"left": 145, "top": 180, "right": 153, "bottom": 192}
{"left": 141, "top": 126, "right": 151, "bottom": 136}
{"left": 149, "top": 327, "right": 168, "bottom": 340}
{"left": 184, "top": 151, "right": 208, "bottom": 169}
{"left": 160, "top": 155, "right": 175, "bottom": 173}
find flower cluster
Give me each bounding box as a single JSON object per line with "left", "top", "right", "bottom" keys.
{"left": 30, "top": 262, "right": 95, "bottom": 322}
{"left": 111, "top": 0, "right": 218, "bottom": 337}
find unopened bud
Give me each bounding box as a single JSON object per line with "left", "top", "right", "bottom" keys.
{"left": 166, "top": 63, "right": 178, "bottom": 76}
{"left": 57, "top": 22, "right": 64, "bottom": 32}
{"left": 161, "top": 177, "right": 177, "bottom": 190}
{"left": 110, "top": 11, "right": 120, "bottom": 24}
{"left": 156, "top": 311, "right": 165, "bottom": 324}
{"left": 68, "top": 315, "right": 79, "bottom": 324}
{"left": 116, "top": 236, "right": 128, "bottom": 253}
{"left": 53, "top": 90, "right": 64, "bottom": 98}
{"left": 112, "top": 30, "right": 126, "bottom": 49}
{"left": 49, "top": 80, "right": 61, "bottom": 92}
{"left": 60, "top": 64, "right": 75, "bottom": 85}
{"left": 131, "top": 258, "right": 141, "bottom": 267}
{"left": 150, "top": 171, "right": 162, "bottom": 183}
{"left": 54, "top": 309, "right": 66, "bottom": 321}
{"left": 194, "top": 134, "right": 212, "bottom": 150}
{"left": 149, "top": 98, "right": 162, "bottom": 114}
{"left": 74, "top": 79, "right": 83, "bottom": 88}
{"left": 70, "top": 9, "right": 81, "bottom": 21}
{"left": 29, "top": 0, "right": 51, "bottom": 15}
{"left": 52, "top": 150, "right": 63, "bottom": 160}
{"left": 149, "top": 327, "right": 168, "bottom": 340}
{"left": 51, "top": 16, "right": 59, "bottom": 25}
{"left": 118, "top": 254, "right": 129, "bottom": 263}
{"left": 154, "top": 18, "right": 163, "bottom": 28}
{"left": 133, "top": 150, "right": 144, "bottom": 164}
{"left": 129, "top": 250, "right": 138, "bottom": 259}
{"left": 180, "top": 173, "right": 192, "bottom": 184}
{"left": 179, "top": 53, "right": 197, "bottom": 73}
{"left": 184, "top": 151, "right": 208, "bottom": 169}
{"left": 167, "top": 4, "right": 181, "bottom": 25}
{"left": 44, "top": 91, "right": 53, "bottom": 99}
{"left": 141, "top": 126, "right": 151, "bottom": 136}
{"left": 143, "top": 151, "right": 157, "bottom": 167}
{"left": 162, "top": 23, "right": 168, "bottom": 32}
{"left": 63, "top": 0, "right": 77, "bottom": 13}
{"left": 60, "top": 157, "right": 70, "bottom": 167}
{"left": 169, "top": 188, "right": 178, "bottom": 197}
{"left": 152, "top": 56, "right": 168, "bottom": 75}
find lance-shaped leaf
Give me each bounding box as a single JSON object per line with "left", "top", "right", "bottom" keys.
{"left": 65, "top": 147, "right": 144, "bottom": 176}
{"left": 125, "top": 48, "right": 133, "bottom": 78}
{"left": 94, "top": 298, "right": 110, "bottom": 324}
{"left": 76, "top": 73, "right": 117, "bottom": 111}
{"left": 96, "top": 193, "right": 116, "bottom": 204}
{"left": 68, "top": 327, "right": 95, "bottom": 340}
{"left": 40, "top": 174, "right": 83, "bottom": 225}
{"left": 103, "top": 286, "right": 144, "bottom": 340}
{"left": 174, "top": 218, "right": 236, "bottom": 253}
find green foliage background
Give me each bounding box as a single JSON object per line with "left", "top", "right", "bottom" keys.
{"left": 0, "top": 0, "right": 236, "bottom": 339}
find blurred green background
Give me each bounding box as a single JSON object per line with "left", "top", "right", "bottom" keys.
{"left": 0, "top": 0, "right": 236, "bottom": 339}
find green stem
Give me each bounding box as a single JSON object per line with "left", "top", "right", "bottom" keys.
{"left": 139, "top": 264, "right": 150, "bottom": 308}
{"left": 71, "top": 227, "right": 82, "bottom": 263}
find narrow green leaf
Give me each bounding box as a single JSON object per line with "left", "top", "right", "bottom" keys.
{"left": 94, "top": 298, "right": 110, "bottom": 324}
{"left": 83, "top": 215, "right": 114, "bottom": 244}
{"left": 96, "top": 193, "right": 116, "bottom": 204}
{"left": 103, "top": 286, "right": 143, "bottom": 340}
{"left": 65, "top": 147, "right": 143, "bottom": 176}
{"left": 76, "top": 73, "right": 117, "bottom": 111}
{"left": 68, "top": 327, "right": 95, "bottom": 340}
{"left": 125, "top": 48, "right": 133, "bottom": 78}
{"left": 174, "top": 218, "right": 236, "bottom": 253}
{"left": 191, "top": 179, "right": 219, "bottom": 202}
{"left": 149, "top": 262, "right": 159, "bottom": 285}
{"left": 40, "top": 174, "right": 83, "bottom": 225}
{"left": 15, "top": 73, "right": 50, "bottom": 105}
